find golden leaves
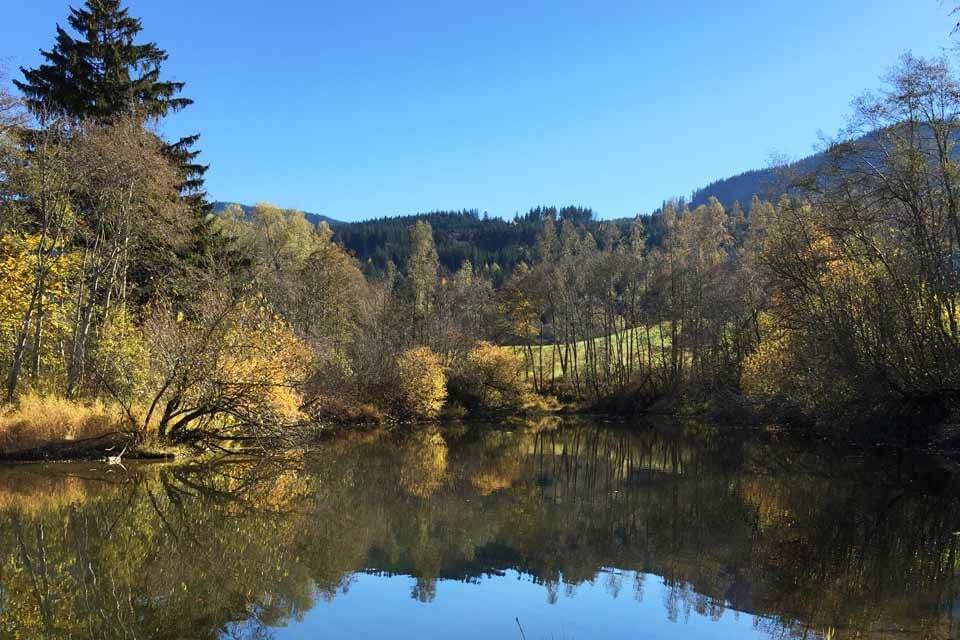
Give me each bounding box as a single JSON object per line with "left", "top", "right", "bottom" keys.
{"left": 396, "top": 346, "right": 447, "bottom": 420}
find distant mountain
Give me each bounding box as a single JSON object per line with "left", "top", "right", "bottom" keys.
{"left": 686, "top": 125, "right": 960, "bottom": 210}
{"left": 210, "top": 153, "right": 819, "bottom": 281}
{"left": 335, "top": 207, "right": 604, "bottom": 283}
{"left": 211, "top": 201, "right": 342, "bottom": 227}
{"left": 211, "top": 201, "right": 603, "bottom": 282}
{"left": 209, "top": 142, "right": 845, "bottom": 280}
{"left": 212, "top": 148, "right": 822, "bottom": 241}
{"left": 687, "top": 151, "right": 825, "bottom": 211}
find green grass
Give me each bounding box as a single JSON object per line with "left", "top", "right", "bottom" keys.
{"left": 513, "top": 321, "right": 681, "bottom": 383}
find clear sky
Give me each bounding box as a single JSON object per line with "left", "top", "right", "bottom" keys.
{"left": 2, "top": 1, "right": 956, "bottom": 221}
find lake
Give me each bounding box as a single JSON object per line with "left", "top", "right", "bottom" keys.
{"left": 0, "top": 418, "right": 957, "bottom": 639}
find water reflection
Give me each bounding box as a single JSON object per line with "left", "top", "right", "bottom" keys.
{"left": 0, "top": 420, "right": 957, "bottom": 639}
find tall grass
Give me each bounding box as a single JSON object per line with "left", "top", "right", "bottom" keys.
{"left": 0, "top": 393, "right": 122, "bottom": 454}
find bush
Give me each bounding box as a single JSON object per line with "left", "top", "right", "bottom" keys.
{"left": 303, "top": 395, "right": 385, "bottom": 425}
{"left": 449, "top": 341, "right": 531, "bottom": 415}
{"left": 395, "top": 347, "right": 447, "bottom": 420}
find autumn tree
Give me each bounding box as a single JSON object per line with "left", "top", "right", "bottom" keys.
{"left": 67, "top": 119, "right": 189, "bottom": 396}
{"left": 450, "top": 341, "right": 530, "bottom": 413}
{"left": 139, "top": 292, "right": 311, "bottom": 443}
{"left": 1, "top": 119, "right": 75, "bottom": 397}
{"left": 216, "top": 203, "right": 371, "bottom": 408}
{"left": 404, "top": 220, "right": 439, "bottom": 343}
{"left": 748, "top": 55, "right": 960, "bottom": 420}
{"left": 431, "top": 260, "right": 500, "bottom": 361}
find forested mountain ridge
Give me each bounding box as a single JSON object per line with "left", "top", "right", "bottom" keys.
{"left": 334, "top": 207, "right": 615, "bottom": 278}
{"left": 214, "top": 145, "right": 831, "bottom": 277}
{"left": 213, "top": 204, "right": 616, "bottom": 278}
{"left": 332, "top": 127, "right": 959, "bottom": 277}
{"left": 688, "top": 126, "right": 960, "bottom": 210}
{"left": 687, "top": 154, "right": 823, "bottom": 210}
{"left": 211, "top": 201, "right": 342, "bottom": 227}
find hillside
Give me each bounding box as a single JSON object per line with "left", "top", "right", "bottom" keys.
{"left": 213, "top": 150, "right": 826, "bottom": 278}
{"left": 211, "top": 203, "right": 609, "bottom": 279}
{"left": 211, "top": 201, "right": 342, "bottom": 227}
{"left": 335, "top": 207, "right": 606, "bottom": 280}
{"left": 687, "top": 151, "right": 824, "bottom": 210}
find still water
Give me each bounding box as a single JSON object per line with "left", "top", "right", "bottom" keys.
{"left": 0, "top": 418, "right": 957, "bottom": 639}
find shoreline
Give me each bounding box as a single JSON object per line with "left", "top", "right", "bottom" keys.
{"left": 3, "top": 411, "right": 958, "bottom": 466}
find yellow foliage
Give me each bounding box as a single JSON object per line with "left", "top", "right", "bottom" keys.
{"left": 807, "top": 228, "right": 881, "bottom": 310}
{"left": 396, "top": 346, "right": 447, "bottom": 420}
{"left": 218, "top": 304, "right": 312, "bottom": 425}
{"left": 464, "top": 341, "right": 531, "bottom": 411}
{"left": 217, "top": 203, "right": 321, "bottom": 267}
{"left": 500, "top": 268, "right": 539, "bottom": 340}
{"left": 399, "top": 429, "right": 448, "bottom": 497}
{"left": 0, "top": 237, "right": 34, "bottom": 337}
{"left": 0, "top": 234, "right": 80, "bottom": 381}
{"left": 95, "top": 307, "right": 151, "bottom": 400}
{"left": 140, "top": 297, "right": 314, "bottom": 439}
{"left": 741, "top": 313, "right": 796, "bottom": 399}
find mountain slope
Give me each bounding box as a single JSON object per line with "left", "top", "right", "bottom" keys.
{"left": 687, "top": 152, "right": 824, "bottom": 210}
{"left": 687, "top": 125, "right": 960, "bottom": 210}
{"left": 212, "top": 145, "right": 835, "bottom": 279}
{"left": 211, "top": 201, "right": 342, "bottom": 227}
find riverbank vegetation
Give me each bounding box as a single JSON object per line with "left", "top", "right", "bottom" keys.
{"left": 2, "top": 1, "right": 960, "bottom": 459}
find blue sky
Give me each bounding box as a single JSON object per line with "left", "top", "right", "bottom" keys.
{"left": 2, "top": 1, "right": 956, "bottom": 221}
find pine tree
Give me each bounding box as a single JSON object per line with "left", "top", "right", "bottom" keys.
{"left": 15, "top": 0, "right": 209, "bottom": 212}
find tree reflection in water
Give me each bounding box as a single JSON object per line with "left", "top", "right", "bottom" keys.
{"left": 0, "top": 419, "right": 957, "bottom": 639}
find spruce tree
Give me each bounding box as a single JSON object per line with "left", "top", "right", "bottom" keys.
{"left": 15, "top": 0, "right": 209, "bottom": 212}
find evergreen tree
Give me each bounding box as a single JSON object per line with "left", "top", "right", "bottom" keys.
{"left": 16, "top": 0, "right": 188, "bottom": 119}
{"left": 15, "top": 0, "right": 209, "bottom": 211}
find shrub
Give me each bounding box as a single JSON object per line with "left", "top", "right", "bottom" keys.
{"left": 303, "top": 395, "right": 385, "bottom": 425}
{"left": 450, "top": 341, "right": 531, "bottom": 414}
{"left": 395, "top": 346, "right": 447, "bottom": 420}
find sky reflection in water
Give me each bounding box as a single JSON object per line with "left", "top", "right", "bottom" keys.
{"left": 270, "top": 569, "right": 775, "bottom": 640}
